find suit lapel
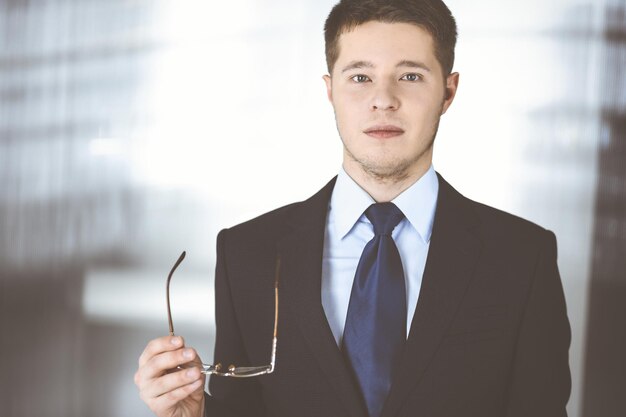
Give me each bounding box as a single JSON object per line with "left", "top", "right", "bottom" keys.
{"left": 277, "top": 178, "right": 368, "bottom": 417}
{"left": 381, "top": 174, "right": 484, "bottom": 417}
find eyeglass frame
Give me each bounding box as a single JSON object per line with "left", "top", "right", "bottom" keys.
{"left": 166, "top": 251, "right": 279, "bottom": 378}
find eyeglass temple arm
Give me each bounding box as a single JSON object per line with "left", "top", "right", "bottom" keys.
{"left": 273, "top": 256, "right": 280, "bottom": 339}
{"left": 268, "top": 256, "right": 280, "bottom": 370}
{"left": 167, "top": 251, "right": 187, "bottom": 336}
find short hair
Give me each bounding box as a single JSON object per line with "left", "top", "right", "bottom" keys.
{"left": 324, "top": 0, "right": 458, "bottom": 76}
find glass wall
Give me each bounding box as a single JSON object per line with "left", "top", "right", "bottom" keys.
{"left": 1, "top": 1, "right": 623, "bottom": 416}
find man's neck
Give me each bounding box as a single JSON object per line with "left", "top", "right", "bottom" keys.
{"left": 343, "top": 160, "right": 432, "bottom": 203}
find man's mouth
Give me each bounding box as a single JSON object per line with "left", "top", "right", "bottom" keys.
{"left": 363, "top": 125, "right": 405, "bottom": 139}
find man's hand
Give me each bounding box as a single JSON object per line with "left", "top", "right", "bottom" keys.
{"left": 135, "top": 336, "right": 206, "bottom": 417}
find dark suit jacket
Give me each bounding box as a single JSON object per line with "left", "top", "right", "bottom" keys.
{"left": 204, "top": 174, "right": 571, "bottom": 417}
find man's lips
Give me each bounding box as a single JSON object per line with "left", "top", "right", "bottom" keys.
{"left": 363, "top": 125, "right": 405, "bottom": 139}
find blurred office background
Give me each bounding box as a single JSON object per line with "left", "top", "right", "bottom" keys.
{"left": 0, "top": 0, "right": 624, "bottom": 416}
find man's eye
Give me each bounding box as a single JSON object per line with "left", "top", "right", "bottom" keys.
{"left": 350, "top": 74, "right": 370, "bottom": 83}
{"left": 401, "top": 73, "right": 421, "bottom": 82}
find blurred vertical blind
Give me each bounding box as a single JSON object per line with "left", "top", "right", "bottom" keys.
{"left": 0, "top": 0, "right": 153, "bottom": 269}
{"left": 583, "top": 1, "right": 626, "bottom": 415}
{"left": 1, "top": 2, "right": 158, "bottom": 416}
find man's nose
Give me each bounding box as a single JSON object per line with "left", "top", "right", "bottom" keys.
{"left": 370, "top": 82, "right": 400, "bottom": 111}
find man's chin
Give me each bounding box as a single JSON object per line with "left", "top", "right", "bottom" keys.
{"left": 357, "top": 160, "right": 414, "bottom": 182}
{"left": 343, "top": 146, "right": 428, "bottom": 182}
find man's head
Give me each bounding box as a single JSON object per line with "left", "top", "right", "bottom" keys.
{"left": 322, "top": 0, "right": 460, "bottom": 186}
{"left": 324, "top": 0, "right": 457, "bottom": 77}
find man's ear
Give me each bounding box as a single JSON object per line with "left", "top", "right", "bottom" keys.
{"left": 323, "top": 74, "right": 333, "bottom": 103}
{"left": 442, "top": 72, "right": 459, "bottom": 115}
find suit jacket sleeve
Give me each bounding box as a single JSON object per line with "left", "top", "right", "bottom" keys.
{"left": 203, "top": 229, "right": 268, "bottom": 417}
{"left": 504, "top": 230, "right": 571, "bottom": 417}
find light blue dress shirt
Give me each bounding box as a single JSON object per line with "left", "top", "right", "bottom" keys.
{"left": 321, "top": 165, "right": 439, "bottom": 346}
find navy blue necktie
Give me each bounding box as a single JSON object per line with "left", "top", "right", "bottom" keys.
{"left": 342, "top": 202, "right": 407, "bottom": 417}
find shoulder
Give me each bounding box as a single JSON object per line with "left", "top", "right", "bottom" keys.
{"left": 218, "top": 201, "right": 303, "bottom": 245}
{"left": 437, "top": 174, "right": 556, "bottom": 253}
{"left": 471, "top": 199, "right": 557, "bottom": 264}
{"left": 217, "top": 177, "right": 337, "bottom": 250}
{"left": 472, "top": 199, "right": 554, "bottom": 243}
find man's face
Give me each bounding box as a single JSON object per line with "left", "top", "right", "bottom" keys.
{"left": 324, "top": 21, "right": 459, "bottom": 181}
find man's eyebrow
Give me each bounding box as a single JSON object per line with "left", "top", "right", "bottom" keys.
{"left": 396, "top": 60, "right": 431, "bottom": 72}
{"left": 341, "top": 60, "right": 374, "bottom": 73}
{"left": 340, "top": 60, "right": 432, "bottom": 73}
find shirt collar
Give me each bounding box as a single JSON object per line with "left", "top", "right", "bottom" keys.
{"left": 329, "top": 165, "right": 439, "bottom": 243}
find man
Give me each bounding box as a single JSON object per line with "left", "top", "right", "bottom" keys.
{"left": 135, "top": 1, "right": 571, "bottom": 416}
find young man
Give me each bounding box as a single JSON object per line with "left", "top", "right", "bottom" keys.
{"left": 135, "top": 1, "right": 571, "bottom": 416}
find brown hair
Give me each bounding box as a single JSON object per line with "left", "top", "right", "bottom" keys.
{"left": 324, "top": 0, "right": 458, "bottom": 76}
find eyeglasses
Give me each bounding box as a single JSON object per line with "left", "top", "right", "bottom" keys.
{"left": 166, "top": 251, "right": 279, "bottom": 377}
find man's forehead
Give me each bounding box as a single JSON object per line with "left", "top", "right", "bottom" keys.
{"left": 334, "top": 21, "right": 437, "bottom": 66}
{"left": 337, "top": 20, "right": 433, "bottom": 41}
{"left": 337, "top": 21, "right": 434, "bottom": 49}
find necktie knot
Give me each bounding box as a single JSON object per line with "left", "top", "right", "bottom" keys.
{"left": 365, "top": 202, "right": 405, "bottom": 236}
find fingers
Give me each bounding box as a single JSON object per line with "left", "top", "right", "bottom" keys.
{"left": 135, "top": 336, "right": 206, "bottom": 416}
{"left": 138, "top": 335, "right": 185, "bottom": 368}
{"left": 148, "top": 377, "right": 205, "bottom": 414}
{"left": 137, "top": 345, "right": 199, "bottom": 384}
{"left": 142, "top": 366, "right": 203, "bottom": 399}
{"left": 138, "top": 367, "right": 205, "bottom": 416}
